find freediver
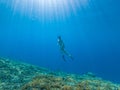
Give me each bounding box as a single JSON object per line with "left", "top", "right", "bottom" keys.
{"left": 57, "top": 36, "right": 74, "bottom": 61}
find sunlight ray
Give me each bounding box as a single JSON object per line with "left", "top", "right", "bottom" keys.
{"left": 1, "top": 0, "right": 89, "bottom": 21}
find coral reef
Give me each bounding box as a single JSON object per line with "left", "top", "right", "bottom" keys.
{"left": 21, "top": 75, "right": 120, "bottom": 90}
{"left": 0, "top": 57, "right": 120, "bottom": 90}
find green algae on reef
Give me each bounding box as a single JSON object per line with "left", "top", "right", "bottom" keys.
{"left": 0, "top": 58, "right": 120, "bottom": 90}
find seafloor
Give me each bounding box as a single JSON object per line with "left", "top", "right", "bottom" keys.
{"left": 0, "top": 58, "right": 120, "bottom": 90}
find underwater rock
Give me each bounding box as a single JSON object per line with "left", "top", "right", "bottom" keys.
{"left": 0, "top": 58, "right": 120, "bottom": 90}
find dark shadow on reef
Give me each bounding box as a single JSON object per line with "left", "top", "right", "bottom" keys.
{"left": 0, "top": 58, "right": 120, "bottom": 90}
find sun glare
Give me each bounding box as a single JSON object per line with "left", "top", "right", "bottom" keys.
{"left": 1, "top": 0, "right": 88, "bottom": 21}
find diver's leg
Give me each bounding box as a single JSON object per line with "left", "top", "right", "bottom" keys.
{"left": 62, "top": 55, "right": 66, "bottom": 61}
{"left": 63, "top": 49, "right": 74, "bottom": 60}
{"left": 69, "top": 54, "right": 74, "bottom": 60}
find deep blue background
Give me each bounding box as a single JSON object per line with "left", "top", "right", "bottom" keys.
{"left": 0, "top": 0, "right": 120, "bottom": 83}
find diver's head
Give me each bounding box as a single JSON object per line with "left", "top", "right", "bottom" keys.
{"left": 58, "top": 36, "right": 61, "bottom": 40}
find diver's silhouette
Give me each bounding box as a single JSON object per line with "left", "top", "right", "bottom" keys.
{"left": 57, "top": 36, "right": 73, "bottom": 61}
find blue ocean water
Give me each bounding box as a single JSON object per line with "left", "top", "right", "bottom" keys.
{"left": 0, "top": 0, "right": 120, "bottom": 83}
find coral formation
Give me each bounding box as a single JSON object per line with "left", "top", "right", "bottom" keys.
{"left": 0, "top": 57, "right": 120, "bottom": 90}
{"left": 21, "top": 74, "right": 120, "bottom": 90}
